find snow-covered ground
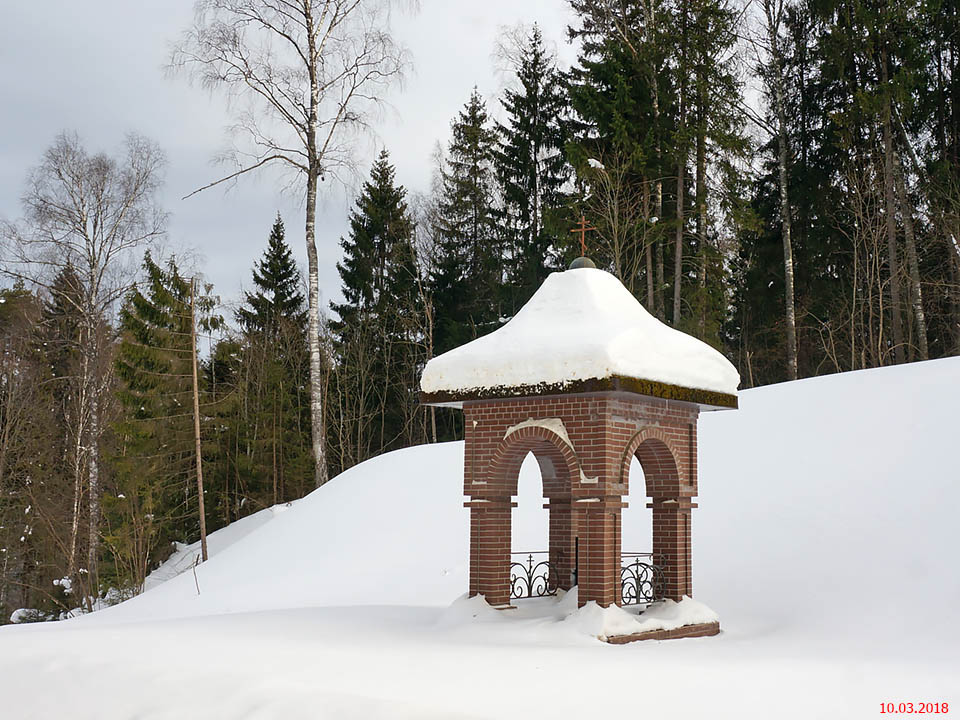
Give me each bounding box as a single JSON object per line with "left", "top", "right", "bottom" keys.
{"left": 2, "top": 359, "right": 958, "bottom": 718}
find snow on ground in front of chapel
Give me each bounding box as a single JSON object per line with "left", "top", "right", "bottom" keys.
{"left": 2, "top": 358, "right": 959, "bottom": 719}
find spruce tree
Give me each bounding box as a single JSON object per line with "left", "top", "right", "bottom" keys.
{"left": 236, "top": 214, "right": 307, "bottom": 339}
{"left": 109, "top": 253, "right": 216, "bottom": 593}
{"left": 729, "top": 0, "right": 957, "bottom": 383}
{"left": 37, "top": 266, "right": 85, "bottom": 494}
{"left": 684, "top": 0, "right": 748, "bottom": 347}
{"left": 568, "top": 0, "right": 747, "bottom": 347}
{"left": 332, "top": 150, "right": 416, "bottom": 329}
{"left": 495, "top": 25, "right": 571, "bottom": 315}
{"left": 567, "top": 1, "right": 673, "bottom": 306}
{"left": 229, "top": 215, "right": 312, "bottom": 509}
{"left": 0, "top": 285, "right": 62, "bottom": 621}
{"left": 431, "top": 89, "right": 502, "bottom": 354}
{"left": 330, "top": 149, "right": 420, "bottom": 469}
{"left": 36, "top": 265, "right": 104, "bottom": 599}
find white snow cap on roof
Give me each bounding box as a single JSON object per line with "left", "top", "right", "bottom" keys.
{"left": 420, "top": 267, "right": 740, "bottom": 399}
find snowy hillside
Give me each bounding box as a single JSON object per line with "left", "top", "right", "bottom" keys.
{"left": 2, "top": 358, "right": 958, "bottom": 719}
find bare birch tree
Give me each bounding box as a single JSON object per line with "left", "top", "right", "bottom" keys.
{"left": 893, "top": 151, "right": 928, "bottom": 360}
{"left": 583, "top": 152, "right": 647, "bottom": 295}
{"left": 1, "top": 132, "right": 166, "bottom": 595}
{"left": 673, "top": 0, "right": 690, "bottom": 328}
{"left": 759, "top": 0, "right": 799, "bottom": 380}
{"left": 170, "top": 0, "right": 407, "bottom": 487}
{"left": 880, "top": 50, "right": 907, "bottom": 364}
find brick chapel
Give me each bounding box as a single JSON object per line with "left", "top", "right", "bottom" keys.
{"left": 420, "top": 260, "right": 739, "bottom": 614}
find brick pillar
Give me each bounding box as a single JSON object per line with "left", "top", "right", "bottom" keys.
{"left": 576, "top": 498, "right": 623, "bottom": 608}
{"left": 650, "top": 499, "right": 695, "bottom": 601}
{"left": 466, "top": 498, "right": 514, "bottom": 607}
{"left": 546, "top": 498, "right": 576, "bottom": 590}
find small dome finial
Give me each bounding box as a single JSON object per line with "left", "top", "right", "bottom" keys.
{"left": 569, "top": 256, "right": 596, "bottom": 270}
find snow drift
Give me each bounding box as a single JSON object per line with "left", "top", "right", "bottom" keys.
{"left": 2, "top": 358, "right": 959, "bottom": 719}
{"left": 93, "top": 357, "right": 960, "bottom": 634}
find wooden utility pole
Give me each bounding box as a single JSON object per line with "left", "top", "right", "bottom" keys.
{"left": 190, "top": 279, "right": 209, "bottom": 562}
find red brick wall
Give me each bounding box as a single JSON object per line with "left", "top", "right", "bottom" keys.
{"left": 462, "top": 392, "right": 700, "bottom": 607}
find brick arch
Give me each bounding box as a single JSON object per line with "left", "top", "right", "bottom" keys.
{"left": 620, "top": 426, "right": 683, "bottom": 498}
{"left": 484, "top": 424, "right": 580, "bottom": 499}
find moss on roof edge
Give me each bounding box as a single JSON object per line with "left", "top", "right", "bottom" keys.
{"left": 420, "top": 375, "right": 738, "bottom": 410}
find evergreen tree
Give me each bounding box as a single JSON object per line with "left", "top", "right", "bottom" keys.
{"left": 35, "top": 265, "right": 107, "bottom": 603}
{"left": 332, "top": 150, "right": 416, "bottom": 328}
{"left": 683, "top": 0, "right": 748, "bottom": 347}
{"left": 567, "top": 0, "right": 676, "bottom": 310}
{"left": 728, "top": 0, "right": 960, "bottom": 385}
{"left": 731, "top": 2, "right": 859, "bottom": 384}
{"left": 223, "top": 216, "right": 313, "bottom": 512}
{"left": 0, "top": 285, "right": 65, "bottom": 621}
{"left": 330, "top": 149, "right": 421, "bottom": 470}
{"left": 107, "top": 253, "right": 217, "bottom": 593}
{"left": 495, "top": 25, "right": 571, "bottom": 314}
{"left": 568, "top": 0, "right": 747, "bottom": 348}
{"left": 919, "top": 0, "right": 960, "bottom": 356}
{"left": 431, "top": 89, "right": 502, "bottom": 354}
{"left": 37, "top": 266, "right": 85, "bottom": 500}
{"left": 235, "top": 214, "right": 307, "bottom": 340}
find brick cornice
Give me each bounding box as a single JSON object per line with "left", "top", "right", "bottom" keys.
{"left": 464, "top": 499, "right": 517, "bottom": 509}
{"left": 421, "top": 375, "right": 738, "bottom": 410}
{"left": 646, "top": 498, "right": 699, "bottom": 510}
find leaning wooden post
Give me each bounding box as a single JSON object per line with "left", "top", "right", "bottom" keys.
{"left": 191, "top": 278, "right": 209, "bottom": 563}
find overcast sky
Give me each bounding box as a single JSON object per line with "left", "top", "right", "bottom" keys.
{"left": 0, "top": 1, "right": 579, "bottom": 318}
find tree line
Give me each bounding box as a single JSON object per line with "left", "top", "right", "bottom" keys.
{"left": 2, "top": 0, "right": 959, "bottom": 622}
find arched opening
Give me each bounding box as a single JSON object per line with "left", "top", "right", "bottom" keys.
{"left": 475, "top": 428, "right": 578, "bottom": 605}
{"left": 510, "top": 452, "right": 551, "bottom": 599}
{"left": 623, "top": 455, "right": 652, "bottom": 550}
{"left": 633, "top": 436, "right": 682, "bottom": 499}
{"left": 620, "top": 433, "right": 690, "bottom": 602}
{"left": 512, "top": 452, "right": 548, "bottom": 552}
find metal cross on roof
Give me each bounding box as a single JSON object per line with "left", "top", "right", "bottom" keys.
{"left": 570, "top": 214, "right": 596, "bottom": 257}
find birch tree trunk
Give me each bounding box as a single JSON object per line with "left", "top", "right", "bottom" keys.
{"left": 68, "top": 420, "right": 84, "bottom": 579}
{"left": 644, "top": 180, "right": 654, "bottom": 308}
{"left": 893, "top": 151, "right": 928, "bottom": 360}
{"left": 645, "top": 0, "right": 665, "bottom": 320}
{"left": 304, "top": 6, "right": 329, "bottom": 489}
{"left": 86, "top": 391, "right": 100, "bottom": 594}
{"left": 881, "top": 53, "right": 906, "bottom": 364}
{"left": 764, "top": 0, "right": 799, "bottom": 380}
{"left": 306, "top": 170, "right": 329, "bottom": 487}
{"left": 673, "top": 0, "right": 688, "bottom": 328}
{"left": 696, "top": 103, "right": 707, "bottom": 339}
{"left": 674, "top": 160, "right": 685, "bottom": 328}
{"left": 171, "top": 1, "right": 405, "bottom": 486}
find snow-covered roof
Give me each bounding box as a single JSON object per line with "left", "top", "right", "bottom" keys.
{"left": 420, "top": 267, "right": 740, "bottom": 408}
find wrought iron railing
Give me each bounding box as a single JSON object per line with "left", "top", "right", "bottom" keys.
{"left": 620, "top": 552, "right": 666, "bottom": 606}
{"left": 510, "top": 552, "right": 557, "bottom": 599}
{"left": 509, "top": 550, "right": 665, "bottom": 605}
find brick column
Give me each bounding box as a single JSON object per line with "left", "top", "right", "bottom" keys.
{"left": 546, "top": 498, "right": 577, "bottom": 591}
{"left": 576, "top": 497, "right": 623, "bottom": 608}
{"left": 466, "top": 498, "right": 515, "bottom": 607}
{"left": 649, "top": 499, "right": 696, "bottom": 601}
